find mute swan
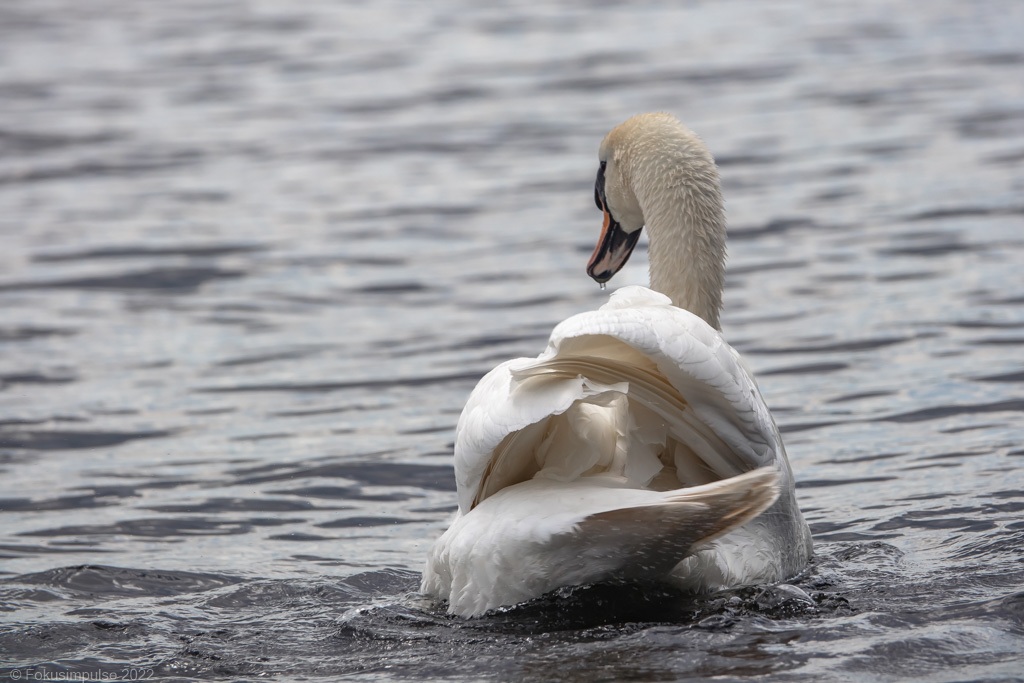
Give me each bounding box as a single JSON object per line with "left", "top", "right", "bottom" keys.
{"left": 421, "top": 113, "right": 812, "bottom": 617}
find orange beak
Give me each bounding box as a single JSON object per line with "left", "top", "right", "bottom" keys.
{"left": 586, "top": 208, "right": 642, "bottom": 284}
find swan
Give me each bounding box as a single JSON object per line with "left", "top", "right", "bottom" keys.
{"left": 421, "top": 113, "right": 812, "bottom": 617}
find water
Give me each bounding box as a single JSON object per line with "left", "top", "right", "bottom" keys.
{"left": 2, "top": 0, "right": 1023, "bottom": 679}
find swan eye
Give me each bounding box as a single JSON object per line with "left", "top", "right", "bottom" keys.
{"left": 594, "top": 161, "right": 607, "bottom": 210}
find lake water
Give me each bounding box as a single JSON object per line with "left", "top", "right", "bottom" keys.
{"left": 2, "top": 0, "right": 1024, "bottom": 679}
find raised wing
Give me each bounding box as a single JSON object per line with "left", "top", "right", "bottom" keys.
{"left": 453, "top": 286, "right": 784, "bottom": 514}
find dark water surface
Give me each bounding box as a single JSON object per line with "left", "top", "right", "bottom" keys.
{"left": 2, "top": 0, "right": 1024, "bottom": 679}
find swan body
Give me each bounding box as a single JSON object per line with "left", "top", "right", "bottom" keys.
{"left": 421, "top": 113, "right": 812, "bottom": 617}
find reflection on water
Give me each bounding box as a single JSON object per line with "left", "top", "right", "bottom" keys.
{"left": 2, "top": 0, "right": 1024, "bottom": 679}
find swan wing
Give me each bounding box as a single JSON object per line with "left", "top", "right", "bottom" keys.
{"left": 453, "top": 357, "right": 629, "bottom": 513}
{"left": 548, "top": 286, "right": 778, "bottom": 469}
{"left": 454, "top": 286, "right": 784, "bottom": 512}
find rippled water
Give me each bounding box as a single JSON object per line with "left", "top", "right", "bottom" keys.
{"left": 2, "top": 0, "right": 1024, "bottom": 679}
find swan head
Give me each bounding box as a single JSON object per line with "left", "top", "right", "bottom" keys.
{"left": 586, "top": 113, "right": 727, "bottom": 329}
{"left": 586, "top": 133, "right": 645, "bottom": 284}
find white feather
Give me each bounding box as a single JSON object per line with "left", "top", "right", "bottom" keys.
{"left": 421, "top": 114, "right": 812, "bottom": 616}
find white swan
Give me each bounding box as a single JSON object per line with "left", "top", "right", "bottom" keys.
{"left": 421, "top": 113, "right": 812, "bottom": 617}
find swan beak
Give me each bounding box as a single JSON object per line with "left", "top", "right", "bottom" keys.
{"left": 586, "top": 209, "right": 641, "bottom": 283}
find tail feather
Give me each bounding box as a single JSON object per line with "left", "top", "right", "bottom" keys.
{"left": 564, "top": 467, "right": 780, "bottom": 582}
{"left": 424, "top": 467, "right": 781, "bottom": 616}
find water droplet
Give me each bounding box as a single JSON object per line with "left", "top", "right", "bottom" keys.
{"left": 599, "top": 282, "right": 606, "bottom": 291}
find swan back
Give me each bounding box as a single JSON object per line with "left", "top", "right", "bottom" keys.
{"left": 454, "top": 287, "right": 786, "bottom": 514}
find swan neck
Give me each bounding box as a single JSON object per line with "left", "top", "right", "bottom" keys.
{"left": 629, "top": 144, "right": 726, "bottom": 330}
